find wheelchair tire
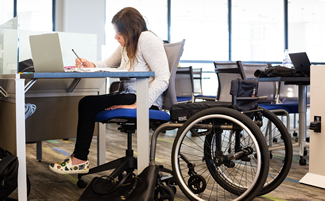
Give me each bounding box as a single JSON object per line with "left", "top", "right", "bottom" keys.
{"left": 171, "top": 107, "right": 269, "bottom": 201}
{"left": 253, "top": 107, "right": 293, "bottom": 195}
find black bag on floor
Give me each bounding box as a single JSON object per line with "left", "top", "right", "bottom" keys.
{"left": 79, "top": 164, "right": 159, "bottom": 201}
{"left": 0, "top": 148, "right": 30, "bottom": 201}
{"left": 0, "top": 148, "right": 19, "bottom": 201}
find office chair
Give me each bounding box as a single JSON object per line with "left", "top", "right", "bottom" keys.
{"left": 239, "top": 62, "right": 309, "bottom": 165}
{"left": 192, "top": 67, "right": 216, "bottom": 101}
{"left": 214, "top": 61, "right": 245, "bottom": 102}
{"left": 175, "top": 66, "right": 194, "bottom": 103}
{"left": 175, "top": 67, "right": 215, "bottom": 102}
{"left": 76, "top": 39, "right": 185, "bottom": 187}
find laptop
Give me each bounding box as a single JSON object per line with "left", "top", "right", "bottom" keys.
{"left": 29, "top": 33, "right": 126, "bottom": 73}
{"left": 289, "top": 52, "right": 311, "bottom": 76}
{"left": 29, "top": 33, "right": 67, "bottom": 72}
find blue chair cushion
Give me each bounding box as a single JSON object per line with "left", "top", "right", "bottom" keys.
{"left": 177, "top": 97, "right": 192, "bottom": 102}
{"left": 278, "top": 102, "right": 299, "bottom": 113}
{"left": 281, "top": 98, "right": 310, "bottom": 105}
{"left": 195, "top": 95, "right": 216, "bottom": 99}
{"left": 258, "top": 104, "right": 290, "bottom": 113}
{"left": 95, "top": 108, "right": 170, "bottom": 123}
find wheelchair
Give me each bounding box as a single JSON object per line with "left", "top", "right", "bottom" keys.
{"left": 149, "top": 80, "right": 292, "bottom": 200}
{"left": 77, "top": 78, "right": 292, "bottom": 200}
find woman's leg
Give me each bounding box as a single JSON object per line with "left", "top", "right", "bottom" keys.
{"left": 73, "top": 93, "right": 136, "bottom": 161}
{"left": 49, "top": 93, "right": 136, "bottom": 174}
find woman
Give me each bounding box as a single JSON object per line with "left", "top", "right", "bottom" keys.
{"left": 49, "top": 7, "right": 169, "bottom": 174}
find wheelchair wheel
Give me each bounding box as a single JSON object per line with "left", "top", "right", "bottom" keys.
{"left": 250, "top": 107, "right": 293, "bottom": 195}
{"left": 171, "top": 107, "right": 269, "bottom": 201}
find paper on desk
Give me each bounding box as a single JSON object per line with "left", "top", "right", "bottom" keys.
{"left": 66, "top": 67, "right": 127, "bottom": 72}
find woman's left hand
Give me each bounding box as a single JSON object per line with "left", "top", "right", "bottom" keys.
{"left": 105, "top": 103, "right": 137, "bottom": 110}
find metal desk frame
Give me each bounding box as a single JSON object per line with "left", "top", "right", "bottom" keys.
{"left": 251, "top": 77, "right": 310, "bottom": 164}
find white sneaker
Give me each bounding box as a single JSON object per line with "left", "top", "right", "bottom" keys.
{"left": 49, "top": 155, "right": 89, "bottom": 174}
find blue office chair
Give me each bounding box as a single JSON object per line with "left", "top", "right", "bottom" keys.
{"left": 77, "top": 40, "right": 185, "bottom": 187}
{"left": 176, "top": 66, "right": 215, "bottom": 102}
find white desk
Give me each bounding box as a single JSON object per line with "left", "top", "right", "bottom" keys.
{"left": 0, "top": 71, "right": 154, "bottom": 201}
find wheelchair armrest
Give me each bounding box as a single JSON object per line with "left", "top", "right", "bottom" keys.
{"left": 236, "top": 96, "right": 267, "bottom": 101}
{"left": 236, "top": 97, "right": 258, "bottom": 101}
{"left": 257, "top": 96, "right": 267, "bottom": 100}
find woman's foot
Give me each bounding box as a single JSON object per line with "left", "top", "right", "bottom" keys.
{"left": 49, "top": 155, "right": 90, "bottom": 174}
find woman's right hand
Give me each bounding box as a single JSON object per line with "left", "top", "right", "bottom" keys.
{"left": 75, "top": 58, "right": 95, "bottom": 68}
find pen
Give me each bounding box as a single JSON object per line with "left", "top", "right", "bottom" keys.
{"left": 72, "top": 49, "right": 85, "bottom": 67}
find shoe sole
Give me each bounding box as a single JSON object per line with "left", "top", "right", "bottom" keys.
{"left": 49, "top": 166, "right": 89, "bottom": 174}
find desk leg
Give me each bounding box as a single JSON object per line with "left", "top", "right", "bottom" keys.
{"left": 16, "top": 79, "right": 28, "bottom": 201}
{"left": 97, "top": 122, "right": 106, "bottom": 166}
{"left": 298, "top": 85, "right": 307, "bottom": 158}
{"left": 136, "top": 78, "right": 149, "bottom": 172}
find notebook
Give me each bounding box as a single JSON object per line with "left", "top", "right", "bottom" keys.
{"left": 289, "top": 52, "right": 311, "bottom": 76}
{"left": 29, "top": 33, "right": 125, "bottom": 73}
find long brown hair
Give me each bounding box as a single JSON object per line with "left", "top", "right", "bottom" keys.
{"left": 112, "top": 7, "right": 148, "bottom": 66}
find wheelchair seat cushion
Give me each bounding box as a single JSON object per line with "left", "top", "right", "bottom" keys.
{"left": 95, "top": 108, "right": 170, "bottom": 123}
{"left": 170, "top": 101, "right": 232, "bottom": 122}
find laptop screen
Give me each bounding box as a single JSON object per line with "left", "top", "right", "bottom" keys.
{"left": 29, "top": 33, "right": 65, "bottom": 72}
{"left": 289, "top": 52, "right": 311, "bottom": 76}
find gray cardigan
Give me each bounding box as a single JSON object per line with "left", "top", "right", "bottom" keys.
{"left": 94, "top": 31, "right": 169, "bottom": 109}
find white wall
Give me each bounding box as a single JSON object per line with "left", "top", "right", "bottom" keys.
{"left": 55, "top": 0, "right": 105, "bottom": 61}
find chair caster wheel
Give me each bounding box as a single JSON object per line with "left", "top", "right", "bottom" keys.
{"left": 306, "top": 137, "right": 310, "bottom": 143}
{"left": 299, "top": 157, "right": 307, "bottom": 166}
{"left": 170, "top": 185, "right": 177, "bottom": 194}
{"left": 77, "top": 178, "right": 88, "bottom": 188}
{"left": 293, "top": 132, "right": 298, "bottom": 137}
{"left": 188, "top": 175, "right": 206, "bottom": 194}
{"left": 154, "top": 185, "right": 174, "bottom": 201}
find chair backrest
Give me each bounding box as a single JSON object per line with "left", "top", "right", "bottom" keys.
{"left": 162, "top": 39, "right": 186, "bottom": 110}
{"left": 239, "top": 62, "right": 276, "bottom": 103}
{"left": 192, "top": 68, "right": 203, "bottom": 95}
{"left": 175, "top": 66, "right": 193, "bottom": 98}
{"left": 214, "top": 61, "right": 244, "bottom": 102}
{"left": 278, "top": 82, "right": 299, "bottom": 102}
{"left": 279, "top": 83, "right": 311, "bottom": 104}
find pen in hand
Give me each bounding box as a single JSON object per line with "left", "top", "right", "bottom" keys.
{"left": 72, "top": 49, "right": 85, "bottom": 68}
